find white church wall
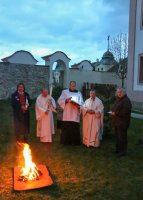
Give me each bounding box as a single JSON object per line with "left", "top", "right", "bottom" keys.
{"left": 78, "top": 61, "right": 93, "bottom": 71}
{"left": 69, "top": 70, "right": 124, "bottom": 91}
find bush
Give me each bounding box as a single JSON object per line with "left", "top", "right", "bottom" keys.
{"left": 52, "top": 86, "right": 63, "bottom": 101}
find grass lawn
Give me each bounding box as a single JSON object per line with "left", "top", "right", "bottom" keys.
{"left": 0, "top": 100, "right": 143, "bottom": 200}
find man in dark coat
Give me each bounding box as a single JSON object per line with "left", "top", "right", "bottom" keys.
{"left": 111, "top": 87, "right": 132, "bottom": 157}
{"left": 11, "top": 83, "right": 31, "bottom": 143}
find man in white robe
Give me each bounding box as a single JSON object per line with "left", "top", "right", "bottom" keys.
{"left": 35, "top": 89, "right": 56, "bottom": 143}
{"left": 58, "top": 81, "right": 83, "bottom": 145}
{"left": 82, "top": 90, "right": 104, "bottom": 148}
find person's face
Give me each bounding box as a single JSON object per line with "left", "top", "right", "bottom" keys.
{"left": 42, "top": 90, "right": 48, "bottom": 97}
{"left": 117, "top": 89, "right": 124, "bottom": 98}
{"left": 18, "top": 84, "right": 24, "bottom": 93}
{"left": 90, "top": 91, "right": 96, "bottom": 99}
{"left": 69, "top": 82, "right": 76, "bottom": 91}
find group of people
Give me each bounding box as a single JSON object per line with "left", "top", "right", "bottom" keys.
{"left": 11, "top": 81, "right": 132, "bottom": 157}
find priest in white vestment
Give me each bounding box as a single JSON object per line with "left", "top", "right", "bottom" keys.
{"left": 58, "top": 81, "right": 83, "bottom": 145}
{"left": 82, "top": 90, "right": 104, "bottom": 148}
{"left": 35, "top": 89, "right": 56, "bottom": 143}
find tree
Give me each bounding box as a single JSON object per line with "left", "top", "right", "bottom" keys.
{"left": 110, "top": 33, "right": 128, "bottom": 87}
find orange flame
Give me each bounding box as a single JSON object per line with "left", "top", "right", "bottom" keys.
{"left": 20, "top": 143, "right": 40, "bottom": 180}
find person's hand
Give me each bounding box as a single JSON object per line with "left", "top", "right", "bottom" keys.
{"left": 71, "top": 101, "right": 80, "bottom": 109}
{"left": 47, "top": 98, "right": 52, "bottom": 105}
{"left": 111, "top": 112, "right": 115, "bottom": 116}
{"left": 21, "top": 105, "right": 27, "bottom": 112}
{"left": 66, "top": 97, "right": 72, "bottom": 103}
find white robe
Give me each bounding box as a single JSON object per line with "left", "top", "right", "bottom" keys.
{"left": 57, "top": 89, "right": 83, "bottom": 123}
{"left": 82, "top": 97, "right": 104, "bottom": 147}
{"left": 35, "top": 94, "right": 56, "bottom": 143}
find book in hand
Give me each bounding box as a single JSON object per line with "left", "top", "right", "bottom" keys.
{"left": 70, "top": 100, "right": 81, "bottom": 106}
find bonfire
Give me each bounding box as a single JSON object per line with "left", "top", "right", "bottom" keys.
{"left": 14, "top": 142, "right": 53, "bottom": 191}
{"left": 18, "top": 143, "right": 42, "bottom": 182}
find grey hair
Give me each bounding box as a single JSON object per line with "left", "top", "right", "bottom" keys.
{"left": 70, "top": 81, "right": 76, "bottom": 85}
{"left": 116, "top": 87, "right": 126, "bottom": 95}
{"left": 90, "top": 89, "right": 96, "bottom": 93}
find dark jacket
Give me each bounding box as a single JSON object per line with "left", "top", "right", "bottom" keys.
{"left": 11, "top": 91, "right": 31, "bottom": 112}
{"left": 11, "top": 91, "right": 31, "bottom": 135}
{"left": 111, "top": 95, "right": 132, "bottom": 129}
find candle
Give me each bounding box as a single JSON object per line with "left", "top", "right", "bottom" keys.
{"left": 50, "top": 85, "right": 53, "bottom": 97}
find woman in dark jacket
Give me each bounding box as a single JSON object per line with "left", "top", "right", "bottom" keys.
{"left": 111, "top": 87, "right": 132, "bottom": 157}
{"left": 11, "top": 83, "right": 31, "bottom": 142}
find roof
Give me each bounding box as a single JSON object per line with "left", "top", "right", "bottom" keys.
{"left": 1, "top": 50, "right": 38, "bottom": 62}
{"left": 102, "top": 50, "right": 114, "bottom": 59}
{"left": 71, "top": 60, "right": 92, "bottom": 68}
{"left": 42, "top": 51, "right": 71, "bottom": 61}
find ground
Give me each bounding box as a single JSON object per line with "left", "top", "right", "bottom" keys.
{"left": 0, "top": 100, "right": 143, "bottom": 200}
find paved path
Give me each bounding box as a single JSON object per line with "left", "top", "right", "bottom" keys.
{"left": 131, "top": 113, "right": 143, "bottom": 119}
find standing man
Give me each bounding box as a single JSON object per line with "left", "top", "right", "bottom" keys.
{"left": 111, "top": 87, "right": 132, "bottom": 157}
{"left": 58, "top": 81, "right": 83, "bottom": 145}
{"left": 82, "top": 90, "right": 104, "bottom": 148}
{"left": 35, "top": 89, "right": 56, "bottom": 143}
{"left": 11, "top": 83, "right": 31, "bottom": 143}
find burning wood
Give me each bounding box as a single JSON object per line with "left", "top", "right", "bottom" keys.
{"left": 18, "top": 143, "right": 42, "bottom": 182}
{"left": 14, "top": 142, "right": 53, "bottom": 191}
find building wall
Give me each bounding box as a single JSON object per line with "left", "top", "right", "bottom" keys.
{"left": 134, "top": 0, "right": 143, "bottom": 90}
{"left": 0, "top": 62, "right": 49, "bottom": 99}
{"left": 77, "top": 61, "right": 93, "bottom": 70}
{"left": 0, "top": 62, "right": 125, "bottom": 100}
{"left": 44, "top": 52, "right": 70, "bottom": 87}
{"left": 69, "top": 70, "right": 124, "bottom": 90}
{"left": 127, "top": 0, "right": 143, "bottom": 102}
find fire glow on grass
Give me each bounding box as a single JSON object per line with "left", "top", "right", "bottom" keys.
{"left": 18, "top": 143, "right": 42, "bottom": 182}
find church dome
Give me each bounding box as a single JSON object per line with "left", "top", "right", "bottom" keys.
{"left": 101, "top": 50, "right": 114, "bottom": 65}
{"left": 102, "top": 50, "right": 114, "bottom": 59}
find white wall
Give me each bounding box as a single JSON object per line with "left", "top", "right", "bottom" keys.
{"left": 133, "top": 0, "right": 143, "bottom": 91}
{"left": 68, "top": 70, "right": 124, "bottom": 90}
{"left": 78, "top": 61, "right": 93, "bottom": 71}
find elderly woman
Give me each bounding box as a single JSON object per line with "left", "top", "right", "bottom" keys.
{"left": 11, "top": 83, "right": 31, "bottom": 143}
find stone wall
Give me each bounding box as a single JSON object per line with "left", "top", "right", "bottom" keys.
{"left": 0, "top": 62, "right": 49, "bottom": 99}
{"left": 0, "top": 61, "right": 127, "bottom": 100}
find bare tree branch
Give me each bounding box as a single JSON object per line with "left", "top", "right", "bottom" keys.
{"left": 110, "top": 33, "right": 128, "bottom": 87}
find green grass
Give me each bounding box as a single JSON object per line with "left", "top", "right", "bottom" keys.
{"left": 0, "top": 100, "right": 143, "bottom": 200}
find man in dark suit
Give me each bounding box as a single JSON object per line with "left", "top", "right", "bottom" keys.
{"left": 111, "top": 87, "right": 132, "bottom": 157}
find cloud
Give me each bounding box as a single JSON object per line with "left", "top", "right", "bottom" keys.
{"left": 0, "top": 0, "right": 129, "bottom": 65}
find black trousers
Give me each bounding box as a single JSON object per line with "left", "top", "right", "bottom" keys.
{"left": 13, "top": 110, "right": 30, "bottom": 142}
{"left": 115, "top": 127, "right": 127, "bottom": 154}
{"left": 61, "top": 121, "right": 80, "bottom": 145}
